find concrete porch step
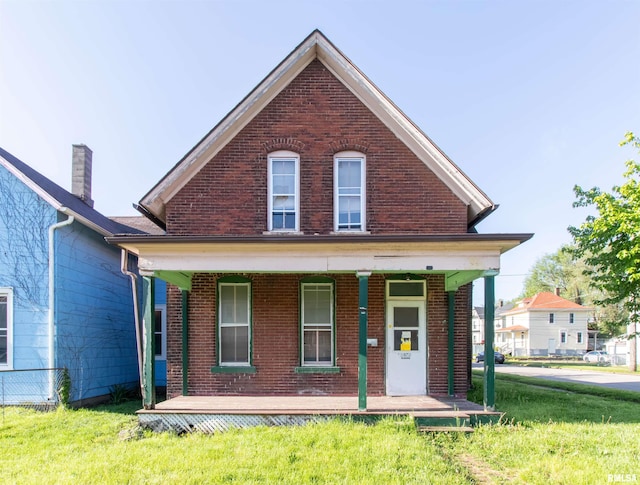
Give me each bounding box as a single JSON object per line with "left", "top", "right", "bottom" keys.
{"left": 417, "top": 425, "right": 474, "bottom": 433}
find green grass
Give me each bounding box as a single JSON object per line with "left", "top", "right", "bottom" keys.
{"left": 1, "top": 376, "right": 639, "bottom": 484}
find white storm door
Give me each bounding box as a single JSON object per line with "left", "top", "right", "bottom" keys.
{"left": 386, "top": 300, "right": 427, "bottom": 395}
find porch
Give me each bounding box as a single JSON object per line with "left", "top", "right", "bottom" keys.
{"left": 137, "top": 395, "right": 502, "bottom": 434}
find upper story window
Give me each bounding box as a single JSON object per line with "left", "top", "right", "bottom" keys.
{"left": 549, "top": 313, "right": 555, "bottom": 324}
{"left": 0, "top": 289, "right": 13, "bottom": 368}
{"left": 569, "top": 313, "right": 575, "bottom": 324}
{"left": 268, "top": 151, "right": 299, "bottom": 232}
{"left": 334, "top": 152, "right": 366, "bottom": 232}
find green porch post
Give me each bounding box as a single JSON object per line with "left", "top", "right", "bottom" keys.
{"left": 447, "top": 290, "right": 455, "bottom": 396}
{"left": 181, "top": 289, "right": 189, "bottom": 396}
{"left": 142, "top": 276, "right": 156, "bottom": 409}
{"left": 483, "top": 275, "right": 496, "bottom": 410}
{"left": 357, "top": 271, "right": 371, "bottom": 411}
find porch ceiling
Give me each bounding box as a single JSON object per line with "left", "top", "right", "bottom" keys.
{"left": 109, "top": 233, "right": 531, "bottom": 291}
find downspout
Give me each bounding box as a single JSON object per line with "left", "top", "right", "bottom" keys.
{"left": 48, "top": 210, "right": 74, "bottom": 400}
{"left": 120, "top": 249, "right": 144, "bottom": 398}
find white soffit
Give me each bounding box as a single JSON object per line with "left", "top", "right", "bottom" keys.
{"left": 140, "top": 30, "right": 493, "bottom": 222}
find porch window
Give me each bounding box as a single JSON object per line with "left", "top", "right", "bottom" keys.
{"left": 268, "top": 151, "right": 299, "bottom": 232}
{"left": 334, "top": 152, "right": 366, "bottom": 232}
{"left": 301, "top": 280, "right": 334, "bottom": 366}
{"left": 0, "top": 289, "right": 12, "bottom": 368}
{"left": 218, "top": 280, "right": 251, "bottom": 365}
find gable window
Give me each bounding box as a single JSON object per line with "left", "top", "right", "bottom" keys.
{"left": 268, "top": 151, "right": 299, "bottom": 232}
{"left": 154, "top": 305, "right": 166, "bottom": 360}
{"left": 218, "top": 278, "right": 251, "bottom": 366}
{"left": 301, "top": 279, "right": 334, "bottom": 366}
{"left": 569, "top": 313, "right": 575, "bottom": 324}
{"left": 549, "top": 313, "right": 555, "bottom": 324}
{"left": 0, "top": 289, "right": 12, "bottom": 368}
{"left": 334, "top": 152, "right": 366, "bottom": 232}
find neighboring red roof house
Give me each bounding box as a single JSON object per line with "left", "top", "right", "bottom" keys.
{"left": 499, "top": 291, "right": 591, "bottom": 356}
{"left": 110, "top": 31, "right": 531, "bottom": 410}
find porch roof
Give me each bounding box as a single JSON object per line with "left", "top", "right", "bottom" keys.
{"left": 108, "top": 232, "right": 532, "bottom": 291}
{"left": 497, "top": 325, "right": 529, "bottom": 333}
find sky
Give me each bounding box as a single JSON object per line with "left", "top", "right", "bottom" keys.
{"left": 1, "top": 0, "right": 639, "bottom": 303}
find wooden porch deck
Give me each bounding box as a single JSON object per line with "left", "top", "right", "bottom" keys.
{"left": 138, "top": 395, "right": 502, "bottom": 433}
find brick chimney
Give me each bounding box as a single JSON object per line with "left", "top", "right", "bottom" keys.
{"left": 72, "top": 144, "right": 94, "bottom": 207}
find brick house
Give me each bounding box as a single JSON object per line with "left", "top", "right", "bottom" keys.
{"left": 110, "top": 30, "right": 531, "bottom": 410}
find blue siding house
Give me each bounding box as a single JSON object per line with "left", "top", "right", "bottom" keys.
{"left": 0, "top": 145, "right": 149, "bottom": 406}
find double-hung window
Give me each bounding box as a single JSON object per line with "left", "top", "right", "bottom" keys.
{"left": 0, "top": 289, "right": 12, "bottom": 368}
{"left": 268, "top": 151, "right": 299, "bottom": 232}
{"left": 334, "top": 152, "right": 365, "bottom": 232}
{"left": 301, "top": 280, "right": 334, "bottom": 366}
{"left": 218, "top": 279, "right": 251, "bottom": 366}
{"left": 154, "top": 305, "right": 166, "bottom": 360}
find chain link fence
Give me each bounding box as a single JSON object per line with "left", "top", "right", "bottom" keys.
{"left": 0, "top": 368, "right": 68, "bottom": 411}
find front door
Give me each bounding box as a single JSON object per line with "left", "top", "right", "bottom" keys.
{"left": 386, "top": 300, "right": 427, "bottom": 395}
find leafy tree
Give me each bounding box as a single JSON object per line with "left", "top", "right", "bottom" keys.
{"left": 522, "top": 245, "right": 626, "bottom": 336}
{"left": 568, "top": 132, "right": 640, "bottom": 336}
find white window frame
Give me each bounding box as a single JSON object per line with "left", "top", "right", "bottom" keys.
{"left": 301, "top": 281, "right": 335, "bottom": 366}
{"left": 560, "top": 330, "right": 567, "bottom": 344}
{"left": 218, "top": 281, "right": 251, "bottom": 366}
{"left": 577, "top": 331, "right": 583, "bottom": 344}
{"left": 154, "top": 304, "right": 167, "bottom": 360}
{"left": 569, "top": 313, "right": 575, "bottom": 324}
{"left": 334, "top": 151, "right": 366, "bottom": 232}
{"left": 267, "top": 151, "right": 300, "bottom": 233}
{"left": 549, "top": 313, "right": 555, "bottom": 324}
{"left": 0, "top": 288, "right": 13, "bottom": 369}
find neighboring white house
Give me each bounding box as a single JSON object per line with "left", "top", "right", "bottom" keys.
{"left": 472, "top": 301, "right": 515, "bottom": 355}
{"left": 497, "top": 291, "right": 591, "bottom": 357}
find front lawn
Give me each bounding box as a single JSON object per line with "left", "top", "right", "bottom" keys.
{"left": 1, "top": 376, "right": 638, "bottom": 484}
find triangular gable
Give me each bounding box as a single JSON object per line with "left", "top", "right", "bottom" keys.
{"left": 139, "top": 30, "right": 494, "bottom": 226}
{"left": 0, "top": 147, "right": 143, "bottom": 237}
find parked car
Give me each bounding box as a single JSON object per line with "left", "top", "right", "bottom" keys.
{"left": 476, "top": 351, "right": 506, "bottom": 364}
{"left": 583, "top": 351, "right": 610, "bottom": 363}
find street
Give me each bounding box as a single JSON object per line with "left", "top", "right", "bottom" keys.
{"left": 472, "top": 363, "right": 640, "bottom": 392}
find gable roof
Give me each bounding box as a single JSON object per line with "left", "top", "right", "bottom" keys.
{"left": 505, "top": 292, "right": 590, "bottom": 314}
{"left": 138, "top": 29, "right": 495, "bottom": 227}
{"left": 0, "top": 146, "right": 144, "bottom": 237}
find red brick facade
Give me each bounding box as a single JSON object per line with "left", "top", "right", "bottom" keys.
{"left": 165, "top": 274, "right": 471, "bottom": 399}
{"left": 162, "top": 60, "right": 473, "bottom": 400}
{"left": 166, "top": 60, "right": 467, "bottom": 236}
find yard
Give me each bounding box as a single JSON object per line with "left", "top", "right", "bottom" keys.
{"left": 1, "top": 376, "right": 639, "bottom": 484}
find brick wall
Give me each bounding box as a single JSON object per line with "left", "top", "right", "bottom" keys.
{"left": 165, "top": 60, "right": 466, "bottom": 235}
{"left": 165, "top": 273, "right": 470, "bottom": 399}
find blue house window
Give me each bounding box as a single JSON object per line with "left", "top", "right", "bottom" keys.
{"left": 0, "top": 289, "right": 12, "bottom": 368}
{"left": 154, "top": 305, "right": 166, "bottom": 360}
